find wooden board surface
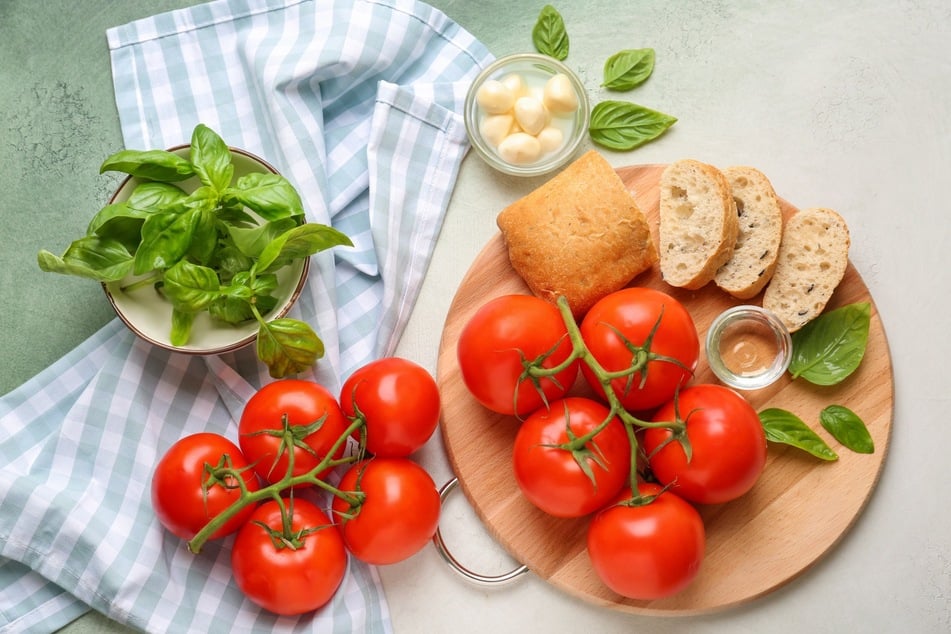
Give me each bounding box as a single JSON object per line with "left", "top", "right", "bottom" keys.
{"left": 435, "top": 164, "right": 893, "bottom": 615}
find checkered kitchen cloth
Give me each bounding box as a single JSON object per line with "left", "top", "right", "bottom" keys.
{"left": 0, "top": 0, "right": 491, "bottom": 631}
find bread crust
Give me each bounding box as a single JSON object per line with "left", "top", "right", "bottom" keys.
{"left": 763, "top": 207, "right": 851, "bottom": 332}
{"left": 496, "top": 150, "right": 657, "bottom": 317}
{"left": 658, "top": 159, "right": 738, "bottom": 290}
{"left": 714, "top": 166, "right": 784, "bottom": 299}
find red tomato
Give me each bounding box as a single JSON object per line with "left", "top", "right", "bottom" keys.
{"left": 340, "top": 357, "right": 440, "bottom": 457}
{"left": 580, "top": 287, "right": 699, "bottom": 412}
{"left": 644, "top": 384, "right": 767, "bottom": 505}
{"left": 239, "top": 379, "right": 349, "bottom": 485}
{"left": 512, "top": 397, "right": 631, "bottom": 518}
{"left": 457, "top": 294, "right": 580, "bottom": 417}
{"left": 231, "top": 497, "right": 347, "bottom": 615}
{"left": 587, "top": 482, "right": 705, "bottom": 600}
{"left": 151, "top": 432, "right": 260, "bottom": 541}
{"left": 331, "top": 458, "right": 440, "bottom": 565}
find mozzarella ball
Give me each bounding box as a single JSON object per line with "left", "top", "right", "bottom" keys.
{"left": 476, "top": 79, "right": 516, "bottom": 114}
{"left": 513, "top": 96, "right": 549, "bottom": 136}
{"left": 537, "top": 126, "right": 565, "bottom": 153}
{"left": 480, "top": 113, "right": 515, "bottom": 147}
{"left": 543, "top": 74, "right": 579, "bottom": 114}
{"left": 497, "top": 132, "right": 542, "bottom": 164}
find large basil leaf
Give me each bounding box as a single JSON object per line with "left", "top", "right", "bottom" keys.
{"left": 257, "top": 318, "right": 324, "bottom": 378}
{"left": 759, "top": 408, "right": 838, "bottom": 461}
{"left": 37, "top": 236, "right": 134, "bottom": 282}
{"left": 86, "top": 202, "right": 148, "bottom": 250}
{"left": 225, "top": 173, "right": 306, "bottom": 221}
{"left": 820, "top": 405, "right": 874, "bottom": 454}
{"left": 133, "top": 209, "right": 200, "bottom": 274}
{"left": 532, "top": 5, "right": 569, "bottom": 60}
{"left": 100, "top": 149, "right": 194, "bottom": 182}
{"left": 789, "top": 302, "right": 871, "bottom": 385}
{"left": 589, "top": 101, "right": 677, "bottom": 150}
{"left": 190, "top": 124, "right": 234, "bottom": 192}
{"left": 227, "top": 217, "right": 299, "bottom": 259}
{"left": 602, "top": 48, "right": 655, "bottom": 91}
{"left": 162, "top": 260, "right": 221, "bottom": 312}
{"left": 126, "top": 181, "right": 189, "bottom": 211}
{"left": 256, "top": 223, "right": 353, "bottom": 274}
{"left": 187, "top": 207, "right": 219, "bottom": 266}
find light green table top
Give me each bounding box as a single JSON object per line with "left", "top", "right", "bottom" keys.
{"left": 3, "top": 1, "right": 950, "bottom": 633}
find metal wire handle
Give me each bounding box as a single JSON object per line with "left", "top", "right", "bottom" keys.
{"left": 431, "top": 477, "right": 529, "bottom": 585}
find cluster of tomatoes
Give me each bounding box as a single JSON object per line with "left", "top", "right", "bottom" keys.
{"left": 456, "top": 287, "right": 768, "bottom": 600}
{"left": 150, "top": 357, "right": 442, "bottom": 616}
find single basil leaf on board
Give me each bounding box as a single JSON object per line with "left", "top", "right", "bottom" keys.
{"left": 256, "top": 223, "right": 353, "bottom": 274}
{"left": 37, "top": 236, "right": 134, "bottom": 282}
{"left": 190, "top": 123, "right": 234, "bottom": 193}
{"left": 789, "top": 302, "right": 871, "bottom": 385}
{"left": 602, "top": 48, "right": 655, "bottom": 91}
{"left": 100, "top": 149, "right": 195, "bottom": 182}
{"left": 162, "top": 260, "right": 221, "bottom": 313}
{"left": 759, "top": 407, "right": 838, "bottom": 461}
{"left": 170, "top": 308, "right": 195, "bottom": 347}
{"left": 532, "top": 5, "right": 569, "bottom": 60}
{"left": 224, "top": 172, "right": 306, "bottom": 221}
{"left": 820, "top": 405, "right": 874, "bottom": 454}
{"left": 257, "top": 318, "right": 325, "bottom": 378}
{"left": 589, "top": 101, "right": 677, "bottom": 151}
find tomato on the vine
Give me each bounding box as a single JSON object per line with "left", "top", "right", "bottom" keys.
{"left": 340, "top": 357, "right": 440, "bottom": 457}
{"left": 644, "top": 384, "right": 767, "bottom": 505}
{"left": 231, "top": 497, "right": 347, "bottom": 616}
{"left": 331, "top": 457, "right": 440, "bottom": 565}
{"left": 512, "top": 397, "right": 632, "bottom": 518}
{"left": 151, "top": 432, "right": 260, "bottom": 541}
{"left": 580, "top": 287, "right": 699, "bottom": 412}
{"left": 457, "top": 294, "right": 580, "bottom": 417}
{"left": 239, "top": 379, "right": 349, "bottom": 485}
{"left": 587, "top": 482, "right": 705, "bottom": 600}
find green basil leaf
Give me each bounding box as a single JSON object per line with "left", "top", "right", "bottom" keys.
{"left": 86, "top": 202, "right": 147, "bottom": 251}
{"left": 789, "top": 302, "right": 871, "bottom": 385}
{"left": 227, "top": 217, "right": 299, "bottom": 259}
{"left": 212, "top": 244, "right": 254, "bottom": 281}
{"left": 190, "top": 124, "right": 234, "bottom": 192}
{"left": 37, "top": 237, "right": 134, "bottom": 282}
{"left": 187, "top": 208, "right": 219, "bottom": 265}
{"left": 256, "top": 223, "right": 353, "bottom": 274}
{"left": 100, "top": 149, "right": 195, "bottom": 182}
{"left": 820, "top": 405, "right": 874, "bottom": 454}
{"left": 532, "top": 5, "right": 569, "bottom": 61}
{"left": 133, "top": 210, "right": 200, "bottom": 274}
{"left": 125, "top": 182, "right": 188, "bottom": 211}
{"left": 256, "top": 318, "right": 324, "bottom": 378}
{"left": 162, "top": 260, "right": 221, "bottom": 312}
{"left": 602, "top": 48, "right": 655, "bottom": 91}
{"left": 224, "top": 172, "right": 306, "bottom": 221}
{"left": 170, "top": 308, "right": 195, "bottom": 347}
{"left": 759, "top": 408, "right": 838, "bottom": 461}
{"left": 589, "top": 100, "right": 677, "bottom": 150}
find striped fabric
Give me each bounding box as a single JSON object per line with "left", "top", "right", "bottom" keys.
{"left": 0, "top": 0, "right": 491, "bottom": 631}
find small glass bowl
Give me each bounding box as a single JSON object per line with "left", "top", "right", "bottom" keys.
{"left": 464, "top": 53, "right": 589, "bottom": 177}
{"left": 706, "top": 305, "right": 793, "bottom": 390}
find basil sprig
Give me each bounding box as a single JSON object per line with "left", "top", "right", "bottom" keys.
{"left": 38, "top": 123, "right": 352, "bottom": 378}
{"left": 789, "top": 302, "right": 871, "bottom": 385}
{"left": 532, "top": 5, "right": 569, "bottom": 61}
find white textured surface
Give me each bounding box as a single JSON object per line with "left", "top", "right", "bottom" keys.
{"left": 388, "top": 1, "right": 951, "bottom": 632}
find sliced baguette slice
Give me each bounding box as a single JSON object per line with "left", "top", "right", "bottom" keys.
{"left": 658, "top": 159, "right": 738, "bottom": 290}
{"left": 763, "top": 207, "right": 851, "bottom": 332}
{"left": 714, "top": 166, "right": 784, "bottom": 299}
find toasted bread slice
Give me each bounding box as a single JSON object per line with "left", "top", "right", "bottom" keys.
{"left": 658, "top": 159, "right": 738, "bottom": 289}
{"left": 497, "top": 150, "right": 656, "bottom": 317}
{"left": 714, "top": 166, "right": 784, "bottom": 299}
{"left": 763, "top": 207, "right": 850, "bottom": 332}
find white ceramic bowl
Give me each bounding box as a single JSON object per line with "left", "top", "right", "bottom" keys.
{"left": 464, "top": 53, "right": 590, "bottom": 177}
{"left": 102, "top": 146, "right": 309, "bottom": 355}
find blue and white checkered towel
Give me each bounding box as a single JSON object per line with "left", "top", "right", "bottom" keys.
{"left": 0, "top": 0, "right": 491, "bottom": 631}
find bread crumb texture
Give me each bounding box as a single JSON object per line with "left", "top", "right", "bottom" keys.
{"left": 497, "top": 150, "right": 656, "bottom": 317}
{"left": 658, "top": 159, "right": 738, "bottom": 289}
{"left": 763, "top": 207, "right": 851, "bottom": 332}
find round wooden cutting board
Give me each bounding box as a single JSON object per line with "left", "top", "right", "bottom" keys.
{"left": 435, "top": 164, "right": 893, "bottom": 615}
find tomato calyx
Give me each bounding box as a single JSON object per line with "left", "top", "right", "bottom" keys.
{"left": 251, "top": 496, "right": 332, "bottom": 551}
{"left": 644, "top": 387, "right": 695, "bottom": 463}
{"left": 242, "top": 412, "right": 329, "bottom": 479}
{"left": 514, "top": 337, "right": 574, "bottom": 417}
